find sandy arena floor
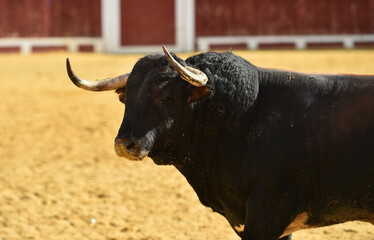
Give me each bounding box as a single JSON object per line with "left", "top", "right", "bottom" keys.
{"left": 0, "top": 50, "right": 374, "bottom": 240}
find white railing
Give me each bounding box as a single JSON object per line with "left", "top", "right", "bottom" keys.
{"left": 197, "top": 34, "right": 374, "bottom": 51}
{"left": 0, "top": 37, "right": 103, "bottom": 54}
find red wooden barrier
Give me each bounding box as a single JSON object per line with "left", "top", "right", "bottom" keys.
{"left": 121, "top": 0, "right": 175, "bottom": 46}
{"left": 0, "top": 0, "right": 101, "bottom": 38}
{"left": 196, "top": 0, "right": 374, "bottom": 37}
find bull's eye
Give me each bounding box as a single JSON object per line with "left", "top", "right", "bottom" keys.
{"left": 161, "top": 95, "right": 171, "bottom": 102}
{"left": 160, "top": 94, "right": 171, "bottom": 103}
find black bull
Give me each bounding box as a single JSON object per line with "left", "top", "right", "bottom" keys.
{"left": 67, "top": 47, "right": 374, "bottom": 240}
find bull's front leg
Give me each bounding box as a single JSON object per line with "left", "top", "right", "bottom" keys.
{"left": 241, "top": 187, "right": 297, "bottom": 240}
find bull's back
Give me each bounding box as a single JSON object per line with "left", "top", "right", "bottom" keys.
{"left": 254, "top": 72, "right": 374, "bottom": 226}
{"left": 301, "top": 74, "right": 374, "bottom": 225}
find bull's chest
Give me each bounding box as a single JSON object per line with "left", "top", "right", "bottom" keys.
{"left": 198, "top": 177, "right": 248, "bottom": 235}
{"left": 221, "top": 201, "right": 247, "bottom": 235}
{"left": 177, "top": 165, "right": 247, "bottom": 234}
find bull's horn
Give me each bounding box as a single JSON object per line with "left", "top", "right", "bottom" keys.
{"left": 162, "top": 45, "right": 208, "bottom": 87}
{"left": 66, "top": 58, "right": 129, "bottom": 91}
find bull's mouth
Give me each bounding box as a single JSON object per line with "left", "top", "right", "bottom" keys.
{"left": 114, "top": 137, "right": 150, "bottom": 161}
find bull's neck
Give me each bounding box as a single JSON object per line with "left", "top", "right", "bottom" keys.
{"left": 169, "top": 68, "right": 287, "bottom": 167}
{"left": 171, "top": 88, "right": 257, "bottom": 172}
{"left": 258, "top": 67, "right": 308, "bottom": 87}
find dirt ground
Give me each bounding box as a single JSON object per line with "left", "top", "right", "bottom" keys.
{"left": 0, "top": 50, "right": 374, "bottom": 240}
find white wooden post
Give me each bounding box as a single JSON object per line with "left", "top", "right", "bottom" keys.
{"left": 176, "top": 0, "right": 195, "bottom": 52}
{"left": 101, "top": 0, "right": 121, "bottom": 53}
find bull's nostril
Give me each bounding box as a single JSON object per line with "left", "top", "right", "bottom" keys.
{"left": 114, "top": 137, "right": 148, "bottom": 161}
{"left": 115, "top": 138, "right": 137, "bottom": 151}
{"left": 126, "top": 142, "right": 136, "bottom": 150}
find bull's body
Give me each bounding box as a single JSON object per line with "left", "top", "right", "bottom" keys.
{"left": 174, "top": 53, "right": 374, "bottom": 239}
{"left": 68, "top": 50, "right": 374, "bottom": 240}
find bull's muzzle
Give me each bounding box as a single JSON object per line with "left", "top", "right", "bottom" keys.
{"left": 114, "top": 137, "right": 148, "bottom": 161}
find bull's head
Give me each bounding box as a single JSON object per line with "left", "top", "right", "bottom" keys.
{"left": 67, "top": 46, "right": 212, "bottom": 162}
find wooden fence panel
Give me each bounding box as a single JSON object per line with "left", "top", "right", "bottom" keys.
{"left": 121, "top": 0, "right": 175, "bottom": 46}
{"left": 49, "top": 0, "right": 101, "bottom": 37}
{"left": 196, "top": 0, "right": 374, "bottom": 36}
{"left": 0, "top": 0, "right": 101, "bottom": 38}
{"left": 0, "top": 0, "right": 49, "bottom": 37}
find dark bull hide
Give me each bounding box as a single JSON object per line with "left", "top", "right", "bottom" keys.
{"left": 67, "top": 46, "right": 374, "bottom": 240}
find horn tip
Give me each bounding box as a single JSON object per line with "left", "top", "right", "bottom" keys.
{"left": 65, "top": 58, "right": 80, "bottom": 88}
{"left": 162, "top": 45, "right": 169, "bottom": 55}
{"left": 66, "top": 58, "right": 72, "bottom": 71}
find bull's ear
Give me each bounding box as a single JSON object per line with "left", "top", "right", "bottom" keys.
{"left": 187, "top": 85, "right": 214, "bottom": 103}
{"left": 115, "top": 88, "right": 126, "bottom": 103}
